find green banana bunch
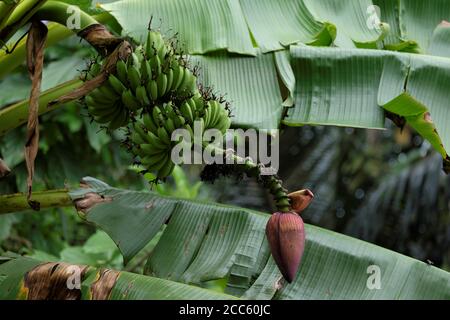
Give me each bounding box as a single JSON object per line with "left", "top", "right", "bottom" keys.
{"left": 83, "top": 28, "right": 232, "bottom": 180}
{"left": 83, "top": 29, "right": 199, "bottom": 130}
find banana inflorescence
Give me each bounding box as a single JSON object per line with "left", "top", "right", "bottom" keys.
{"left": 83, "top": 29, "right": 232, "bottom": 180}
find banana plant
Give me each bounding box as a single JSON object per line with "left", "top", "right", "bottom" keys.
{"left": 1, "top": 0, "right": 450, "bottom": 299}
{"left": 1, "top": 177, "right": 449, "bottom": 299}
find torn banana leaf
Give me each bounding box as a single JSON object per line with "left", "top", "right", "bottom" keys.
{"left": 239, "top": 0, "right": 336, "bottom": 52}
{"left": 101, "top": 0, "right": 256, "bottom": 55}
{"left": 283, "top": 46, "right": 450, "bottom": 168}
{"left": 68, "top": 177, "right": 450, "bottom": 299}
{"left": 0, "top": 257, "right": 236, "bottom": 300}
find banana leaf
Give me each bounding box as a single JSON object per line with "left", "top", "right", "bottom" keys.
{"left": 67, "top": 177, "right": 450, "bottom": 299}
{"left": 0, "top": 257, "right": 236, "bottom": 300}
{"left": 282, "top": 46, "right": 450, "bottom": 163}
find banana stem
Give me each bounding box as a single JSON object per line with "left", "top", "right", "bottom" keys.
{"left": 202, "top": 143, "right": 291, "bottom": 212}
{"left": 0, "top": 12, "right": 113, "bottom": 80}
{"left": 0, "top": 0, "right": 47, "bottom": 45}
{"left": 0, "top": 78, "right": 83, "bottom": 137}
{"left": 32, "top": 1, "right": 97, "bottom": 33}
{"left": 0, "top": 188, "right": 72, "bottom": 214}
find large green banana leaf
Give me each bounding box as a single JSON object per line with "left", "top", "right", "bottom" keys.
{"left": 0, "top": 257, "right": 236, "bottom": 300}
{"left": 98, "top": 0, "right": 450, "bottom": 163}
{"left": 102, "top": 0, "right": 450, "bottom": 55}
{"left": 66, "top": 177, "right": 450, "bottom": 299}
{"left": 281, "top": 46, "right": 450, "bottom": 160}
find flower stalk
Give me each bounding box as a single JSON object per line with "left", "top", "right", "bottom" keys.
{"left": 0, "top": 189, "right": 72, "bottom": 214}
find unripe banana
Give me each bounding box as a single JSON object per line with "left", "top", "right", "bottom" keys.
{"left": 157, "top": 158, "right": 175, "bottom": 179}
{"left": 140, "top": 59, "right": 152, "bottom": 83}
{"left": 108, "top": 74, "right": 127, "bottom": 95}
{"left": 147, "top": 131, "right": 168, "bottom": 150}
{"left": 178, "top": 68, "right": 196, "bottom": 93}
{"left": 141, "top": 151, "right": 167, "bottom": 167}
{"left": 86, "top": 94, "right": 115, "bottom": 110}
{"left": 116, "top": 60, "right": 129, "bottom": 85}
{"left": 127, "top": 65, "right": 141, "bottom": 92}
{"left": 152, "top": 106, "right": 164, "bottom": 126}
{"left": 98, "top": 83, "right": 118, "bottom": 98}
{"left": 145, "top": 152, "right": 169, "bottom": 172}
{"left": 180, "top": 101, "right": 194, "bottom": 124}
{"left": 140, "top": 143, "right": 166, "bottom": 155}
{"left": 146, "top": 31, "right": 156, "bottom": 57}
{"left": 172, "top": 65, "right": 185, "bottom": 91}
{"left": 143, "top": 113, "right": 158, "bottom": 134}
{"left": 156, "top": 73, "right": 168, "bottom": 99}
{"left": 158, "top": 43, "right": 168, "bottom": 61}
{"left": 128, "top": 52, "right": 141, "bottom": 70}
{"left": 217, "top": 115, "right": 231, "bottom": 133}
{"left": 147, "top": 80, "right": 158, "bottom": 101}
{"left": 136, "top": 85, "right": 150, "bottom": 106}
{"left": 163, "top": 118, "right": 176, "bottom": 134}
{"left": 165, "top": 68, "right": 174, "bottom": 95}
{"left": 157, "top": 126, "right": 171, "bottom": 145}
{"left": 173, "top": 115, "right": 186, "bottom": 128}
{"left": 150, "top": 55, "right": 161, "bottom": 75}
{"left": 108, "top": 108, "right": 129, "bottom": 130}
{"left": 122, "top": 89, "right": 140, "bottom": 111}
{"left": 131, "top": 131, "right": 146, "bottom": 145}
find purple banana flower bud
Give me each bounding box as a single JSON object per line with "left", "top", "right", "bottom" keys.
{"left": 266, "top": 212, "right": 305, "bottom": 283}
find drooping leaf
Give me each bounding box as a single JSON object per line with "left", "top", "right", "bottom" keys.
{"left": 284, "top": 46, "right": 450, "bottom": 163}
{"left": 69, "top": 177, "right": 450, "bottom": 299}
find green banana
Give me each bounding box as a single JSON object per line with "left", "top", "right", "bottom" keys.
{"left": 147, "top": 131, "right": 169, "bottom": 150}
{"left": 150, "top": 55, "right": 162, "bottom": 75}
{"left": 108, "top": 74, "right": 127, "bottom": 95}
{"left": 108, "top": 108, "right": 128, "bottom": 130}
{"left": 145, "top": 152, "right": 169, "bottom": 172}
{"left": 152, "top": 106, "right": 164, "bottom": 126}
{"left": 142, "top": 113, "right": 158, "bottom": 134}
{"left": 141, "top": 150, "right": 167, "bottom": 167}
{"left": 157, "top": 158, "right": 175, "bottom": 179}
{"left": 130, "top": 131, "right": 146, "bottom": 145}
{"left": 163, "top": 118, "right": 176, "bottom": 135}
{"left": 127, "top": 65, "right": 142, "bottom": 92}
{"left": 136, "top": 85, "right": 150, "bottom": 106}
{"left": 165, "top": 68, "right": 174, "bottom": 95}
{"left": 157, "top": 126, "right": 171, "bottom": 145}
{"left": 172, "top": 65, "right": 185, "bottom": 90}
{"left": 128, "top": 52, "right": 141, "bottom": 70}
{"left": 146, "top": 31, "right": 155, "bottom": 57}
{"left": 140, "top": 144, "right": 166, "bottom": 155}
{"left": 97, "top": 83, "right": 118, "bottom": 98}
{"left": 88, "top": 88, "right": 117, "bottom": 104}
{"left": 178, "top": 68, "right": 196, "bottom": 93}
{"left": 147, "top": 80, "right": 158, "bottom": 101}
{"left": 156, "top": 73, "right": 168, "bottom": 98}
{"left": 180, "top": 101, "right": 194, "bottom": 124}
{"left": 121, "top": 89, "right": 141, "bottom": 111}
{"left": 140, "top": 59, "right": 152, "bottom": 82}
{"left": 116, "top": 60, "right": 129, "bottom": 85}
